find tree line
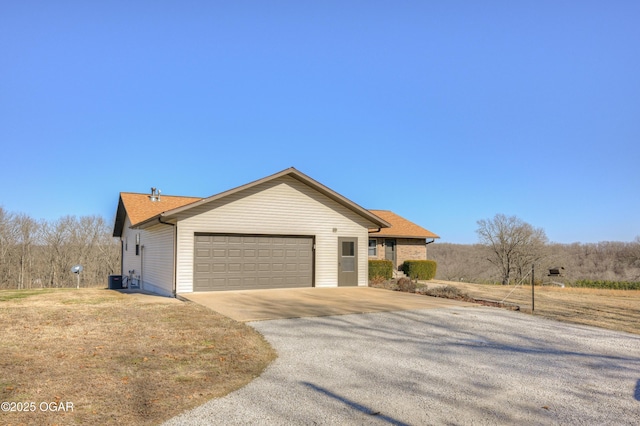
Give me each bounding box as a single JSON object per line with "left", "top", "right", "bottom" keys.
{"left": 2, "top": 207, "right": 637, "bottom": 289}
{"left": 429, "top": 214, "right": 640, "bottom": 285}
{"left": 0, "top": 207, "right": 120, "bottom": 289}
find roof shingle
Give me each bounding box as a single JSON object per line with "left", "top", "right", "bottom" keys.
{"left": 119, "top": 192, "right": 202, "bottom": 227}
{"left": 368, "top": 210, "right": 439, "bottom": 239}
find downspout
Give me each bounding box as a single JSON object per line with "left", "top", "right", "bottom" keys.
{"left": 425, "top": 238, "right": 435, "bottom": 260}
{"left": 120, "top": 239, "right": 124, "bottom": 277}
{"left": 158, "top": 216, "right": 178, "bottom": 297}
{"left": 140, "top": 244, "right": 144, "bottom": 290}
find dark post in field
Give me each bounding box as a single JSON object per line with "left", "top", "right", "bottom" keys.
{"left": 531, "top": 264, "right": 535, "bottom": 313}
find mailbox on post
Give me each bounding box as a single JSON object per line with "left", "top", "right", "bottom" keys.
{"left": 548, "top": 267, "right": 564, "bottom": 277}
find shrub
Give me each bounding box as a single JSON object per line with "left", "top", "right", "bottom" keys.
{"left": 425, "top": 285, "right": 467, "bottom": 299}
{"left": 369, "top": 260, "right": 393, "bottom": 280}
{"left": 396, "top": 277, "right": 416, "bottom": 293}
{"left": 369, "top": 279, "right": 398, "bottom": 291}
{"left": 401, "top": 260, "right": 437, "bottom": 280}
{"left": 569, "top": 280, "right": 640, "bottom": 290}
{"left": 369, "top": 275, "right": 387, "bottom": 286}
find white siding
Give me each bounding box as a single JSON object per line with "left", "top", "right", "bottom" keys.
{"left": 120, "top": 216, "right": 175, "bottom": 296}
{"left": 120, "top": 216, "right": 141, "bottom": 283}
{"left": 175, "top": 176, "right": 375, "bottom": 293}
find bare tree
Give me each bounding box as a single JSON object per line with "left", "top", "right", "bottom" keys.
{"left": 41, "top": 216, "right": 74, "bottom": 287}
{"left": 68, "top": 215, "right": 117, "bottom": 287}
{"left": 428, "top": 243, "right": 499, "bottom": 283}
{"left": 0, "top": 207, "right": 120, "bottom": 289}
{"left": 476, "top": 214, "right": 548, "bottom": 285}
{"left": 0, "top": 208, "right": 19, "bottom": 288}
{"left": 15, "top": 214, "right": 40, "bottom": 289}
{"left": 430, "top": 237, "right": 640, "bottom": 284}
{"left": 628, "top": 236, "right": 640, "bottom": 279}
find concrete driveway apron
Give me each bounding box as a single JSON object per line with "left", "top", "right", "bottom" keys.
{"left": 179, "top": 287, "right": 473, "bottom": 321}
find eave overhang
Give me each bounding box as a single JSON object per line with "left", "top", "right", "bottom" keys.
{"left": 131, "top": 168, "right": 391, "bottom": 230}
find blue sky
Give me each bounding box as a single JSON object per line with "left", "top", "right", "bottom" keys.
{"left": 1, "top": 1, "right": 638, "bottom": 244}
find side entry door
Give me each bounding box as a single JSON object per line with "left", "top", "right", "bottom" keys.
{"left": 385, "top": 239, "right": 396, "bottom": 269}
{"left": 338, "top": 237, "right": 358, "bottom": 286}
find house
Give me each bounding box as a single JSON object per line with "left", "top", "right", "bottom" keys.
{"left": 367, "top": 210, "right": 439, "bottom": 272}
{"left": 112, "top": 168, "right": 392, "bottom": 296}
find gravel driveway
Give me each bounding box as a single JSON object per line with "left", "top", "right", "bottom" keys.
{"left": 164, "top": 306, "right": 640, "bottom": 425}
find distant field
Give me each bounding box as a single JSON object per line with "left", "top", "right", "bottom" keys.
{"left": 428, "top": 280, "right": 640, "bottom": 335}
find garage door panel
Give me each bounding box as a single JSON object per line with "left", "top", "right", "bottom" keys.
{"left": 195, "top": 278, "right": 210, "bottom": 289}
{"left": 195, "top": 248, "right": 211, "bottom": 257}
{"left": 195, "top": 263, "right": 210, "bottom": 273}
{"left": 227, "top": 277, "right": 242, "bottom": 286}
{"left": 194, "top": 234, "right": 313, "bottom": 291}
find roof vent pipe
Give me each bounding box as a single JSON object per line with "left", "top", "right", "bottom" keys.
{"left": 149, "top": 187, "right": 161, "bottom": 202}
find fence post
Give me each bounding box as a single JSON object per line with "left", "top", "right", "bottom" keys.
{"left": 531, "top": 264, "right": 535, "bottom": 313}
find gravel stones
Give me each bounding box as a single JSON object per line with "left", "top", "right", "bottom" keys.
{"left": 164, "top": 307, "right": 640, "bottom": 425}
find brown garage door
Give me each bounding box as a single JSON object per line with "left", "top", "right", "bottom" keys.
{"left": 193, "top": 234, "right": 314, "bottom": 291}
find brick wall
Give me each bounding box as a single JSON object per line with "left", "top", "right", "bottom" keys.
{"left": 368, "top": 237, "right": 426, "bottom": 270}
{"left": 396, "top": 238, "right": 426, "bottom": 269}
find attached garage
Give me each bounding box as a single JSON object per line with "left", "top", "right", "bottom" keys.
{"left": 193, "top": 234, "right": 313, "bottom": 291}
{"left": 113, "top": 167, "right": 391, "bottom": 297}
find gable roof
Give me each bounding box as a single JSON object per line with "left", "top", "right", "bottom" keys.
{"left": 113, "top": 167, "right": 391, "bottom": 236}
{"left": 113, "top": 193, "right": 202, "bottom": 237}
{"left": 367, "top": 210, "right": 440, "bottom": 239}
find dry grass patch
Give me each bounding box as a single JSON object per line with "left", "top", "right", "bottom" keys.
{"left": 0, "top": 288, "right": 276, "bottom": 425}
{"left": 428, "top": 280, "right": 640, "bottom": 335}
